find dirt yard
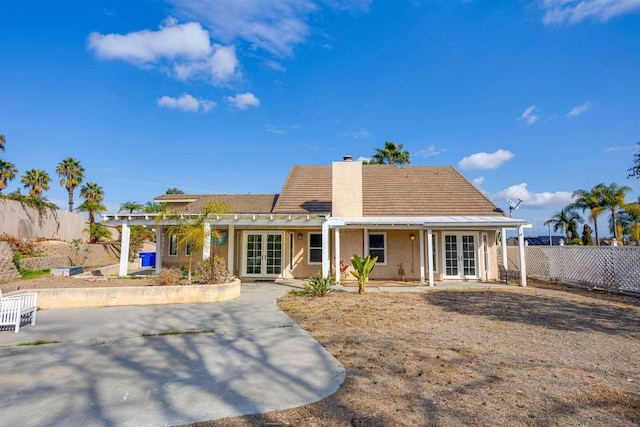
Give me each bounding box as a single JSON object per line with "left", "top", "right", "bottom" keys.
{"left": 197, "top": 282, "right": 640, "bottom": 426}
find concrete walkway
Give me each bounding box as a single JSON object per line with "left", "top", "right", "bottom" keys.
{"left": 0, "top": 283, "right": 345, "bottom": 426}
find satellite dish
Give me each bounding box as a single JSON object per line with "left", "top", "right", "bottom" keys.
{"left": 506, "top": 198, "right": 523, "bottom": 217}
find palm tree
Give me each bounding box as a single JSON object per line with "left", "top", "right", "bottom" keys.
{"left": 594, "top": 182, "right": 631, "bottom": 242}
{"left": 144, "top": 201, "right": 166, "bottom": 213}
{"left": 623, "top": 199, "right": 640, "bottom": 245}
{"left": 119, "top": 201, "right": 143, "bottom": 213}
{"left": 56, "top": 157, "right": 85, "bottom": 212}
{"left": 0, "top": 133, "right": 5, "bottom": 151}
{"left": 370, "top": 141, "right": 411, "bottom": 165}
{"left": 571, "top": 187, "right": 604, "bottom": 245}
{"left": 21, "top": 168, "right": 51, "bottom": 197}
{"left": 78, "top": 183, "right": 106, "bottom": 242}
{"left": 0, "top": 160, "right": 18, "bottom": 193}
{"left": 544, "top": 207, "right": 584, "bottom": 244}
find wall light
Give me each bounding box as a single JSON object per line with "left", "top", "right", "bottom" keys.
{"left": 297, "top": 233, "right": 303, "bottom": 240}
{"left": 410, "top": 234, "right": 415, "bottom": 241}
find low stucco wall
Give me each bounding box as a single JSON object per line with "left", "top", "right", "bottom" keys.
{"left": 11, "top": 279, "right": 241, "bottom": 309}
{"left": 0, "top": 198, "right": 87, "bottom": 241}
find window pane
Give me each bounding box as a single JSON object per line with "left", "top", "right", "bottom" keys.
{"left": 370, "top": 249, "right": 385, "bottom": 263}
{"left": 309, "top": 233, "right": 322, "bottom": 248}
{"left": 369, "top": 234, "right": 384, "bottom": 249}
{"left": 309, "top": 248, "right": 322, "bottom": 263}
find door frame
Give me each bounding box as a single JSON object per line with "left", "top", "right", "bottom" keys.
{"left": 441, "top": 232, "right": 480, "bottom": 280}
{"left": 241, "top": 231, "right": 285, "bottom": 278}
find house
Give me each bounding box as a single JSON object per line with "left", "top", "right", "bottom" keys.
{"left": 507, "top": 235, "right": 565, "bottom": 246}
{"left": 104, "top": 157, "right": 529, "bottom": 285}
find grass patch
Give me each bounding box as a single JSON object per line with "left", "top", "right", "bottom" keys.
{"left": 20, "top": 269, "right": 50, "bottom": 280}
{"left": 17, "top": 340, "right": 59, "bottom": 346}
{"left": 277, "top": 324, "right": 293, "bottom": 328}
{"left": 141, "top": 329, "right": 216, "bottom": 337}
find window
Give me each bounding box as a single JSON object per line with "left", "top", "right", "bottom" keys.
{"left": 308, "top": 233, "right": 322, "bottom": 264}
{"left": 368, "top": 233, "right": 386, "bottom": 264}
{"left": 169, "top": 234, "right": 178, "bottom": 256}
{"left": 185, "top": 241, "right": 193, "bottom": 256}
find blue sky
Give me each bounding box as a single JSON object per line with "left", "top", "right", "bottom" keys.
{"left": 1, "top": 0, "right": 639, "bottom": 236}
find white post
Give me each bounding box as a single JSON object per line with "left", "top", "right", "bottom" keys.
{"left": 155, "top": 225, "right": 163, "bottom": 273}
{"left": 427, "top": 228, "right": 434, "bottom": 287}
{"left": 227, "top": 225, "right": 235, "bottom": 276}
{"left": 334, "top": 227, "right": 341, "bottom": 283}
{"left": 363, "top": 228, "right": 369, "bottom": 256}
{"left": 501, "top": 228, "right": 507, "bottom": 268}
{"left": 419, "top": 229, "right": 425, "bottom": 283}
{"left": 203, "top": 222, "right": 211, "bottom": 260}
{"left": 518, "top": 225, "right": 527, "bottom": 287}
{"left": 119, "top": 220, "right": 130, "bottom": 277}
{"left": 321, "top": 221, "right": 330, "bottom": 277}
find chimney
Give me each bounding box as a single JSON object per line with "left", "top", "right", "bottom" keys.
{"left": 332, "top": 155, "right": 363, "bottom": 217}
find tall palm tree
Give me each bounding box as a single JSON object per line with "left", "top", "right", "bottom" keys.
{"left": 0, "top": 160, "right": 18, "bottom": 193}
{"left": 0, "top": 133, "right": 6, "bottom": 151}
{"left": 144, "top": 201, "right": 166, "bottom": 213}
{"left": 623, "top": 199, "right": 640, "bottom": 245}
{"left": 571, "top": 187, "right": 604, "bottom": 245}
{"left": 21, "top": 168, "right": 51, "bottom": 197}
{"left": 544, "top": 207, "right": 583, "bottom": 243}
{"left": 78, "top": 182, "right": 106, "bottom": 232}
{"left": 370, "top": 141, "right": 411, "bottom": 165}
{"left": 119, "top": 201, "right": 143, "bottom": 213}
{"left": 56, "top": 157, "right": 85, "bottom": 212}
{"left": 594, "top": 182, "right": 631, "bottom": 242}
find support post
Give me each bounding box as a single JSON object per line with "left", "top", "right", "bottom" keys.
{"left": 419, "top": 229, "right": 425, "bottom": 283}
{"left": 227, "top": 225, "right": 235, "bottom": 277}
{"left": 501, "top": 228, "right": 507, "bottom": 268}
{"left": 427, "top": 228, "right": 434, "bottom": 287}
{"left": 321, "top": 221, "right": 330, "bottom": 277}
{"left": 155, "top": 225, "right": 163, "bottom": 273}
{"left": 203, "top": 222, "right": 211, "bottom": 260}
{"left": 334, "top": 227, "right": 341, "bottom": 283}
{"left": 518, "top": 225, "right": 527, "bottom": 287}
{"left": 119, "top": 220, "right": 130, "bottom": 277}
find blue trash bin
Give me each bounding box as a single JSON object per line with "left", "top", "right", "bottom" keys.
{"left": 140, "top": 252, "right": 156, "bottom": 267}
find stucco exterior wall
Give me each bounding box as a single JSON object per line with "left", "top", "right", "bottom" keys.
{"left": 332, "top": 160, "right": 363, "bottom": 217}
{"left": 0, "top": 198, "right": 87, "bottom": 241}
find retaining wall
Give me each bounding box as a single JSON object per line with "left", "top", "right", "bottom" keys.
{"left": 0, "top": 242, "right": 20, "bottom": 282}
{"left": 0, "top": 198, "right": 87, "bottom": 241}
{"left": 18, "top": 242, "right": 121, "bottom": 271}
{"left": 10, "top": 279, "right": 241, "bottom": 309}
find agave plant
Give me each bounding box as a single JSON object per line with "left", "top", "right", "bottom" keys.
{"left": 350, "top": 254, "right": 378, "bottom": 295}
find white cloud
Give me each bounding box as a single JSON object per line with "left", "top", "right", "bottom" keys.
{"left": 88, "top": 18, "right": 239, "bottom": 86}
{"left": 225, "top": 92, "right": 261, "bottom": 110}
{"left": 493, "top": 183, "right": 574, "bottom": 209}
{"left": 157, "top": 93, "right": 216, "bottom": 112}
{"left": 266, "top": 124, "right": 286, "bottom": 134}
{"left": 458, "top": 149, "right": 514, "bottom": 170}
{"left": 541, "top": 0, "right": 640, "bottom": 24}
{"left": 414, "top": 145, "right": 446, "bottom": 158}
{"left": 566, "top": 101, "right": 592, "bottom": 117}
{"left": 517, "top": 105, "right": 539, "bottom": 125}
{"left": 472, "top": 176, "right": 485, "bottom": 187}
{"left": 341, "top": 127, "right": 370, "bottom": 139}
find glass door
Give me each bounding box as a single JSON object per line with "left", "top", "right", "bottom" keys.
{"left": 443, "top": 233, "right": 478, "bottom": 279}
{"left": 243, "top": 232, "right": 284, "bottom": 277}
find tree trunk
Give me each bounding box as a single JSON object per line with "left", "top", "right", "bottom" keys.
{"left": 68, "top": 188, "right": 73, "bottom": 212}
{"left": 593, "top": 218, "right": 599, "bottom": 246}
{"left": 358, "top": 278, "right": 366, "bottom": 295}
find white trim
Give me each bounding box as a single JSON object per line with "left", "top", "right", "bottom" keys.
{"left": 442, "top": 232, "right": 479, "bottom": 280}
{"left": 427, "top": 228, "right": 434, "bottom": 286}
{"left": 242, "top": 231, "right": 285, "bottom": 278}
{"left": 367, "top": 231, "right": 387, "bottom": 265}
{"left": 482, "top": 233, "right": 489, "bottom": 282}
{"left": 419, "top": 229, "right": 425, "bottom": 283}
{"left": 307, "top": 232, "right": 323, "bottom": 265}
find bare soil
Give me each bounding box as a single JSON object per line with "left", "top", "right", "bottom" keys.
{"left": 0, "top": 276, "right": 155, "bottom": 293}
{"left": 196, "top": 282, "right": 640, "bottom": 426}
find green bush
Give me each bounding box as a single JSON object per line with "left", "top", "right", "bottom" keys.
{"left": 301, "top": 273, "right": 336, "bottom": 296}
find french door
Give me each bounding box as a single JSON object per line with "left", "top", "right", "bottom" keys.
{"left": 443, "top": 233, "right": 478, "bottom": 279}
{"left": 243, "top": 232, "right": 284, "bottom": 277}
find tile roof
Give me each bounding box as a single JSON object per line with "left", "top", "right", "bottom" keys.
{"left": 156, "top": 165, "right": 505, "bottom": 217}
{"left": 155, "top": 194, "right": 278, "bottom": 213}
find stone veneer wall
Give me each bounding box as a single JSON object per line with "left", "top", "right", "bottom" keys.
{"left": 0, "top": 242, "right": 20, "bottom": 282}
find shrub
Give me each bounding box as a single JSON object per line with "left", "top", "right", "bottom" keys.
{"left": 152, "top": 268, "right": 181, "bottom": 286}
{"left": 301, "top": 273, "right": 336, "bottom": 297}
{"left": 196, "top": 256, "right": 228, "bottom": 284}
{"left": 0, "top": 233, "right": 39, "bottom": 256}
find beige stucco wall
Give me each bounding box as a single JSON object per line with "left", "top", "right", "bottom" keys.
{"left": 0, "top": 198, "right": 87, "bottom": 241}
{"left": 332, "top": 160, "right": 363, "bottom": 217}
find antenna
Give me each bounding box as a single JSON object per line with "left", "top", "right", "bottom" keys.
{"left": 506, "top": 198, "right": 523, "bottom": 217}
